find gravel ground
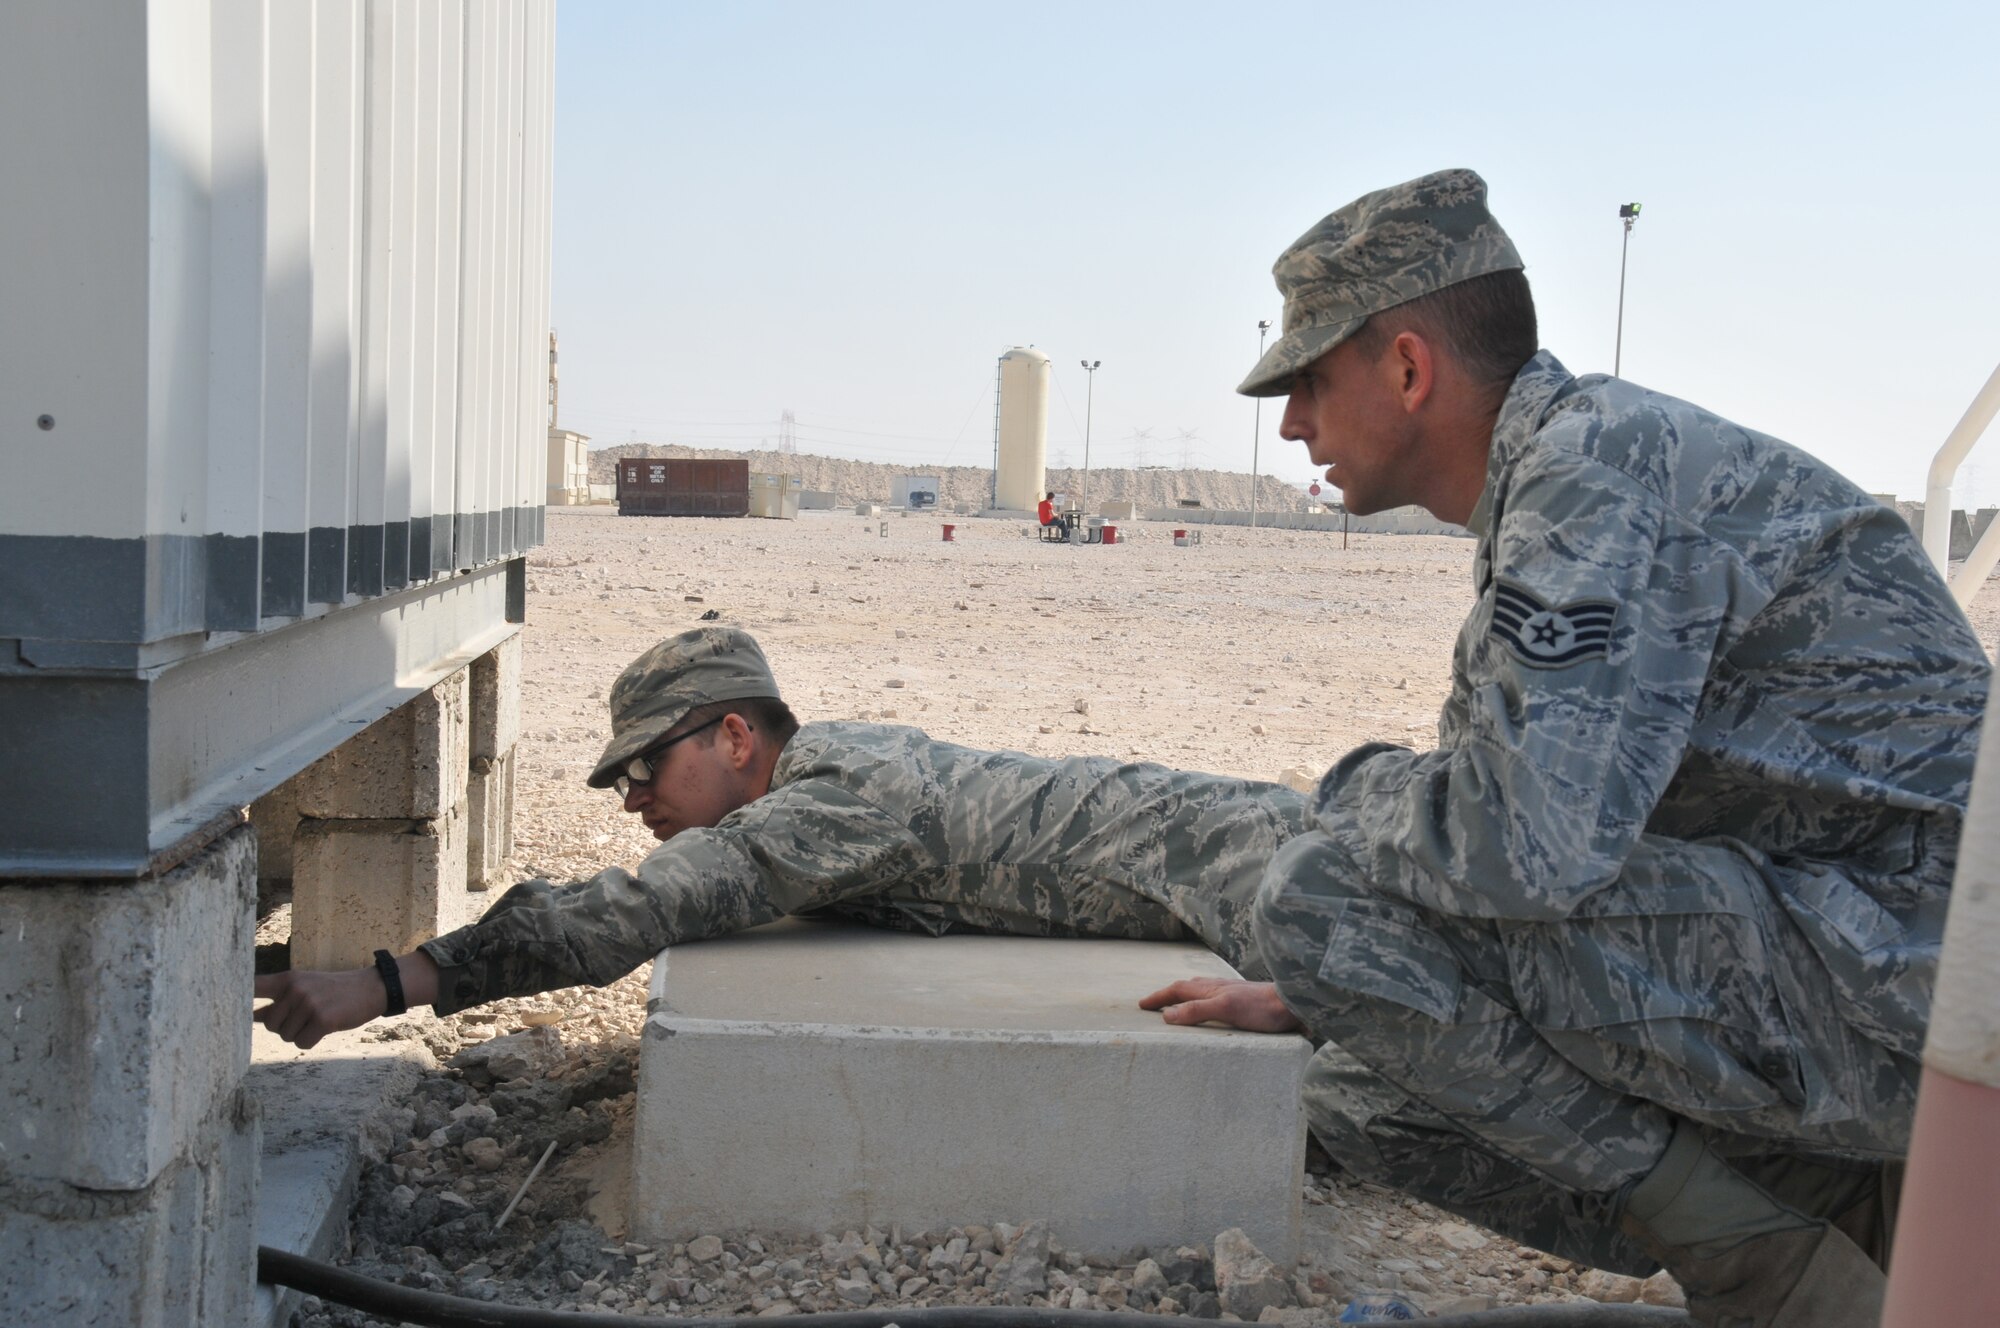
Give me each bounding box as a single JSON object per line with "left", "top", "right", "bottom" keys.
{"left": 283, "top": 501, "right": 2000, "bottom": 1324}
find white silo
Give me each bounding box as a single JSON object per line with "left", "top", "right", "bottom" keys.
{"left": 992, "top": 346, "right": 1051, "bottom": 512}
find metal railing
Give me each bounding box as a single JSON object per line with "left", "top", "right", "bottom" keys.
{"left": 1922, "top": 361, "right": 2000, "bottom": 609}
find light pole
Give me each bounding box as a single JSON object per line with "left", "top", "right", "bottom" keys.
{"left": 1249, "top": 320, "right": 1270, "bottom": 529}
{"left": 1080, "top": 360, "right": 1100, "bottom": 518}
{"left": 1615, "top": 202, "right": 1641, "bottom": 376}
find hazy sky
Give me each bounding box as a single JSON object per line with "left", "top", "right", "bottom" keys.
{"left": 553, "top": 2, "right": 2000, "bottom": 502}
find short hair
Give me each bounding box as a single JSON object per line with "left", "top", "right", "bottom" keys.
{"left": 673, "top": 696, "right": 801, "bottom": 749}
{"left": 1351, "top": 269, "right": 1538, "bottom": 392}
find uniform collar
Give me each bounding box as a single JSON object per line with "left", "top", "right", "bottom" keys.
{"left": 1463, "top": 349, "right": 1573, "bottom": 537}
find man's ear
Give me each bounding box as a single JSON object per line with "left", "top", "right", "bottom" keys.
{"left": 1390, "top": 330, "right": 1436, "bottom": 414}
{"left": 720, "top": 712, "right": 758, "bottom": 769}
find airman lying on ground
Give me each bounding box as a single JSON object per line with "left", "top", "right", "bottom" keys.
{"left": 255, "top": 625, "right": 1311, "bottom": 1047}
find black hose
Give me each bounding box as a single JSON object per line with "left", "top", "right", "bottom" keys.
{"left": 259, "top": 1244, "right": 1691, "bottom": 1328}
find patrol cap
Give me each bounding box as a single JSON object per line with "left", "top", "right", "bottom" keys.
{"left": 1237, "top": 168, "right": 1523, "bottom": 398}
{"left": 587, "top": 627, "right": 782, "bottom": 789}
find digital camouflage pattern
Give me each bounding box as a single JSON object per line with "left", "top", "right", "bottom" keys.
{"left": 1236, "top": 168, "right": 1524, "bottom": 398}
{"left": 586, "top": 627, "right": 783, "bottom": 789}
{"left": 424, "top": 722, "right": 1309, "bottom": 1013}
{"left": 1255, "top": 349, "right": 1989, "bottom": 1245}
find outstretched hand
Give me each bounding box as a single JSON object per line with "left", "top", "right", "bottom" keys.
{"left": 253, "top": 968, "right": 386, "bottom": 1049}
{"left": 1139, "top": 976, "right": 1303, "bottom": 1033}
{"left": 253, "top": 952, "right": 439, "bottom": 1050}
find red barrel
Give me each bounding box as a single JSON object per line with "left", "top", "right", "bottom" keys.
{"left": 941, "top": 524, "right": 955, "bottom": 542}
{"left": 1101, "top": 524, "right": 1117, "bottom": 544}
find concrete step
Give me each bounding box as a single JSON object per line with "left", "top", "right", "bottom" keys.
{"left": 633, "top": 919, "right": 1310, "bottom": 1262}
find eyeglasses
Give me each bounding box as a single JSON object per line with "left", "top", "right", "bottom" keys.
{"left": 612, "top": 716, "right": 728, "bottom": 796}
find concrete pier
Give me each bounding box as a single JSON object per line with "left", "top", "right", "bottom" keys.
{"left": 256, "top": 633, "right": 521, "bottom": 965}
{"left": 632, "top": 921, "right": 1311, "bottom": 1261}
{"left": 0, "top": 826, "right": 261, "bottom": 1327}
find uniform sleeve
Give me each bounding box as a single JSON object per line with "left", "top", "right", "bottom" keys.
{"left": 417, "top": 779, "right": 931, "bottom": 1013}
{"left": 1311, "top": 452, "right": 1762, "bottom": 921}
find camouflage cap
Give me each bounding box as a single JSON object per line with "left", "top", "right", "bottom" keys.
{"left": 1237, "top": 168, "right": 1523, "bottom": 398}
{"left": 587, "top": 627, "right": 782, "bottom": 789}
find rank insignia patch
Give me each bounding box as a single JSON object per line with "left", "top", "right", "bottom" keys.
{"left": 1490, "top": 582, "right": 1618, "bottom": 668}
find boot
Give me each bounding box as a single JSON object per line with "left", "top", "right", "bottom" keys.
{"left": 1617, "top": 1121, "right": 1885, "bottom": 1328}
{"left": 1733, "top": 1149, "right": 1903, "bottom": 1269}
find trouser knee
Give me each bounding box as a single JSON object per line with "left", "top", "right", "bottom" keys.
{"left": 1253, "top": 831, "right": 1369, "bottom": 992}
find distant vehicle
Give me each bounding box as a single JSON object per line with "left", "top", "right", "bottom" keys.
{"left": 893, "top": 475, "right": 941, "bottom": 510}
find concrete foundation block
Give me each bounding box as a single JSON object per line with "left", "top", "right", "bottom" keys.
{"left": 297, "top": 667, "right": 469, "bottom": 820}
{"left": 469, "top": 632, "right": 522, "bottom": 760}
{"left": 249, "top": 774, "right": 301, "bottom": 881}
{"left": 290, "top": 799, "right": 473, "bottom": 969}
{"left": 633, "top": 921, "right": 1309, "bottom": 1261}
{"left": 466, "top": 746, "right": 516, "bottom": 888}
{"left": 0, "top": 1088, "right": 259, "bottom": 1328}
{"left": 0, "top": 827, "right": 259, "bottom": 1327}
{"left": 0, "top": 826, "right": 256, "bottom": 1190}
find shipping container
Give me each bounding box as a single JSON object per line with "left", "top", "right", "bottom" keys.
{"left": 894, "top": 475, "right": 941, "bottom": 509}
{"left": 749, "top": 473, "right": 803, "bottom": 520}
{"left": 618, "top": 458, "right": 751, "bottom": 517}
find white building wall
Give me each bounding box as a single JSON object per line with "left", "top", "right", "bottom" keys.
{"left": 0, "top": 0, "right": 555, "bottom": 642}
{"left": 0, "top": 0, "right": 556, "bottom": 874}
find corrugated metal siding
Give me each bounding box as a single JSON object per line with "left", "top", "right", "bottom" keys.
{"left": 0, "top": 0, "right": 554, "bottom": 646}
{"left": 617, "top": 459, "right": 753, "bottom": 517}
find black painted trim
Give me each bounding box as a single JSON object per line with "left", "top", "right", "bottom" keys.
{"left": 0, "top": 509, "right": 543, "bottom": 643}
{"left": 429, "top": 512, "right": 453, "bottom": 576}
{"left": 347, "top": 522, "right": 382, "bottom": 598}
{"left": 408, "top": 516, "right": 432, "bottom": 583}
{"left": 0, "top": 534, "right": 147, "bottom": 639}
{"left": 204, "top": 533, "right": 261, "bottom": 631}
{"left": 262, "top": 530, "right": 306, "bottom": 618}
{"left": 383, "top": 519, "right": 410, "bottom": 589}
{"left": 308, "top": 526, "right": 346, "bottom": 605}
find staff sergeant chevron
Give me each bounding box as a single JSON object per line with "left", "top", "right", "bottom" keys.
{"left": 1490, "top": 581, "right": 1619, "bottom": 668}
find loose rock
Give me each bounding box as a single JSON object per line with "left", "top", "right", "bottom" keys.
{"left": 989, "top": 1218, "right": 1050, "bottom": 1304}
{"left": 1640, "top": 1270, "right": 1687, "bottom": 1307}
{"left": 1213, "top": 1228, "right": 1296, "bottom": 1318}
{"left": 1576, "top": 1267, "right": 1644, "bottom": 1302}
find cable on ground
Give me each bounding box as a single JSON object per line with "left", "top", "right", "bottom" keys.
{"left": 259, "top": 1244, "right": 1693, "bottom": 1328}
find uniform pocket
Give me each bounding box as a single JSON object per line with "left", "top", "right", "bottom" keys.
{"left": 1502, "top": 907, "right": 1798, "bottom": 1117}
{"left": 1769, "top": 861, "right": 1937, "bottom": 1066}
{"left": 1317, "top": 899, "right": 1465, "bottom": 1024}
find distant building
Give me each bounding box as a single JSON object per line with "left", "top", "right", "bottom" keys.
{"left": 548, "top": 427, "right": 591, "bottom": 505}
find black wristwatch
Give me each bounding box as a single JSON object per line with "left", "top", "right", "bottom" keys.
{"left": 373, "top": 949, "right": 408, "bottom": 1016}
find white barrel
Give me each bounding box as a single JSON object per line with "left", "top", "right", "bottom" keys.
{"left": 994, "top": 347, "right": 1051, "bottom": 511}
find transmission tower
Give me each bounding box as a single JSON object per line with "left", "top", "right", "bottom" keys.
{"left": 1173, "top": 427, "right": 1201, "bottom": 470}
{"left": 1127, "top": 426, "right": 1154, "bottom": 471}
{"left": 778, "top": 409, "right": 798, "bottom": 455}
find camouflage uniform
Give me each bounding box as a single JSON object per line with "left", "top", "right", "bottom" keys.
{"left": 1255, "top": 350, "right": 1988, "bottom": 1271}
{"left": 420, "top": 721, "right": 1307, "bottom": 1013}
{"left": 1238, "top": 170, "right": 1989, "bottom": 1274}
